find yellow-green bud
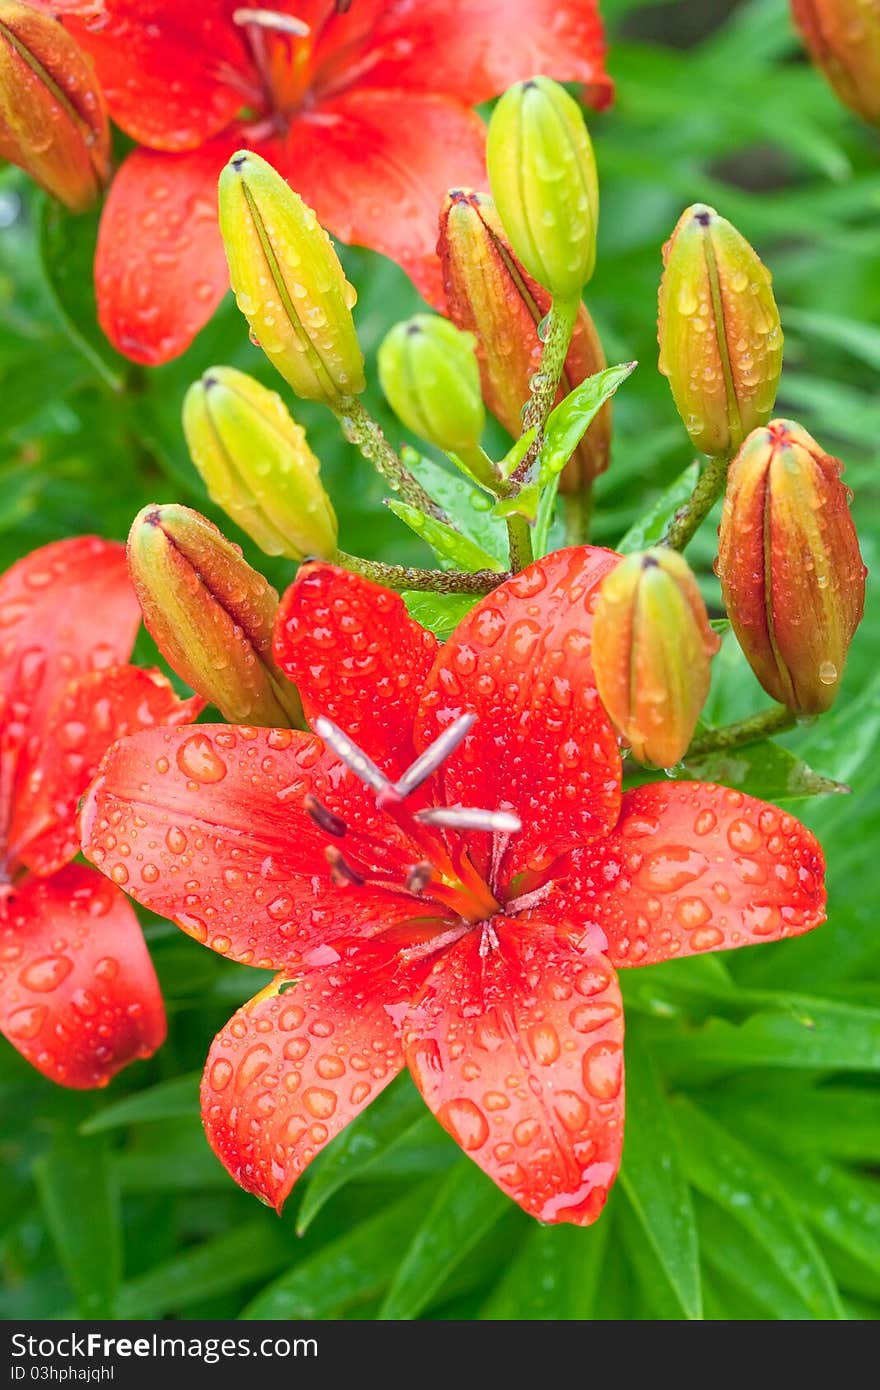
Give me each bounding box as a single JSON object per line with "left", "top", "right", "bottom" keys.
{"left": 378, "top": 315, "right": 485, "bottom": 456}
{"left": 592, "top": 549, "right": 721, "bottom": 768}
{"left": 657, "top": 204, "right": 783, "bottom": 458}
{"left": 487, "top": 76, "right": 599, "bottom": 298}
{"left": 182, "top": 366, "right": 337, "bottom": 561}
{"left": 218, "top": 149, "right": 365, "bottom": 405}
{"left": 128, "top": 504, "right": 302, "bottom": 728}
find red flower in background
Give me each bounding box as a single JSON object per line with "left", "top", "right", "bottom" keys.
{"left": 0, "top": 538, "right": 200, "bottom": 1087}
{"left": 82, "top": 550, "right": 826, "bottom": 1221}
{"left": 41, "top": 0, "right": 611, "bottom": 364}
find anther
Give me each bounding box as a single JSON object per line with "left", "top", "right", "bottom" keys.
{"left": 325, "top": 845, "right": 364, "bottom": 886}
{"left": 404, "top": 861, "right": 433, "bottom": 895}
{"left": 416, "top": 806, "right": 522, "bottom": 834}
{"left": 304, "top": 793, "right": 347, "bottom": 838}
{"left": 233, "top": 8, "right": 310, "bottom": 35}
{"left": 394, "top": 713, "right": 475, "bottom": 796}
{"left": 314, "top": 715, "right": 390, "bottom": 794}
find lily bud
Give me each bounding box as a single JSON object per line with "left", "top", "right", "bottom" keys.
{"left": 593, "top": 549, "right": 720, "bottom": 768}
{"left": 218, "top": 149, "right": 365, "bottom": 405}
{"left": 0, "top": 0, "right": 109, "bottom": 211}
{"left": 439, "top": 188, "right": 610, "bottom": 487}
{"left": 377, "top": 315, "right": 485, "bottom": 458}
{"left": 658, "top": 204, "right": 783, "bottom": 458}
{"left": 128, "top": 504, "right": 302, "bottom": 728}
{"left": 717, "top": 420, "right": 866, "bottom": 713}
{"left": 487, "top": 76, "right": 599, "bottom": 298}
{"left": 791, "top": 0, "right": 880, "bottom": 124}
{"left": 183, "top": 366, "right": 337, "bottom": 562}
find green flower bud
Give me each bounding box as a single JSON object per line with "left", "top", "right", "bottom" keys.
{"left": 218, "top": 149, "right": 365, "bottom": 405}
{"left": 128, "top": 504, "right": 302, "bottom": 728}
{"left": 487, "top": 76, "right": 599, "bottom": 298}
{"left": 378, "top": 315, "right": 485, "bottom": 457}
{"left": 183, "top": 366, "right": 337, "bottom": 561}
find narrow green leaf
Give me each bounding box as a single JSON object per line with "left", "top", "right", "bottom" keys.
{"left": 400, "top": 448, "right": 508, "bottom": 562}
{"left": 296, "top": 1078, "right": 426, "bottom": 1234}
{"left": 658, "top": 995, "right": 880, "bottom": 1074}
{"left": 481, "top": 1213, "right": 609, "bottom": 1319}
{"left": 39, "top": 198, "right": 126, "bottom": 391}
{"left": 695, "top": 1194, "right": 817, "bottom": 1320}
{"left": 620, "top": 1028, "right": 702, "bottom": 1319}
{"left": 539, "top": 362, "right": 637, "bottom": 485}
{"left": 114, "top": 1220, "right": 291, "bottom": 1318}
{"left": 241, "top": 1187, "right": 430, "bottom": 1319}
{"left": 618, "top": 460, "right": 699, "bottom": 553}
{"left": 707, "top": 1082, "right": 880, "bottom": 1163}
{"left": 387, "top": 498, "right": 504, "bottom": 572}
{"left": 679, "top": 738, "right": 850, "bottom": 800}
{"left": 402, "top": 590, "right": 478, "bottom": 639}
{"left": 80, "top": 1074, "right": 200, "bottom": 1133}
{"left": 35, "top": 1130, "right": 121, "bottom": 1318}
{"left": 671, "top": 1098, "right": 846, "bottom": 1319}
{"left": 757, "top": 1150, "right": 880, "bottom": 1277}
{"left": 783, "top": 306, "right": 880, "bottom": 372}
{"left": 378, "top": 1159, "right": 512, "bottom": 1319}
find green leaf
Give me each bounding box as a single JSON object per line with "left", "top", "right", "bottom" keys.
{"left": 783, "top": 306, "right": 880, "bottom": 372}
{"left": 241, "top": 1187, "right": 431, "bottom": 1319}
{"left": 679, "top": 737, "right": 850, "bottom": 800}
{"left": 658, "top": 994, "right": 880, "bottom": 1074}
{"left": 538, "top": 362, "right": 637, "bottom": 487}
{"left": 402, "top": 590, "right": 478, "bottom": 639}
{"left": 386, "top": 499, "right": 505, "bottom": 572}
{"left": 296, "top": 1077, "right": 426, "bottom": 1234}
{"left": 671, "top": 1098, "right": 846, "bottom": 1319}
{"left": 695, "top": 1195, "right": 818, "bottom": 1320}
{"left": 400, "top": 448, "right": 508, "bottom": 562}
{"left": 617, "top": 460, "right": 700, "bottom": 553}
{"left": 39, "top": 197, "right": 126, "bottom": 391}
{"left": 479, "top": 1217, "right": 610, "bottom": 1319}
{"left": 80, "top": 1074, "right": 200, "bottom": 1133}
{"left": 707, "top": 1082, "right": 880, "bottom": 1163}
{"left": 34, "top": 1130, "right": 121, "bottom": 1318}
{"left": 112, "top": 1220, "right": 291, "bottom": 1318}
{"left": 378, "top": 1159, "right": 512, "bottom": 1319}
{"left": 750, "top": 1148, "right": 880, "bottom": 1279}
{"left": 619, "top": 1028, "right": 702, "bottom": 1319}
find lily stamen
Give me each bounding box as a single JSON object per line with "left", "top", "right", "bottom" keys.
{"left": 232, "top": 9, "right": 310, "bottom": 37}
{"left": 314, "top": 715, "right": 390, "bottom": 794}
{"left": 324, "top": 845, "right": 364, "bottom": 886}
{"left": 304, "top": 792, "right": 347, "bottom": 837}
{"left": 417, "top": 805, "right": 522, "bottom": 834}
{"left": 393, "top": 713, "right": 475, "bottom": 796}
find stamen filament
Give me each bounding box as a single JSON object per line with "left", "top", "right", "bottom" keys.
{"left": 314, "top": 716, "right": 390, "bottom": 794}
{"left": 394, "top": 713, "right": 475, "bottom": 796}
{"left": 233, "top": 8, "right": 310, "bottom": 35}
{"left": 417, "top": 806, "right": 522, "bottom": 834}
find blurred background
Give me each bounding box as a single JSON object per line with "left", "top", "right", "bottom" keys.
{"left": 0, "top": 0, "right": 878, "bottom": 1320}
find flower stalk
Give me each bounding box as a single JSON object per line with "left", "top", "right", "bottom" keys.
{"left": 333, "top": 550, "right": 508, "bottom": 594}
{"left": 685, "top": 705, "right": 798, "bottom": 758}
{"left": 335, "top": 397, "right": 449, "bottom": 522}
{"left": 662, "top": 452, "right": 730, "bottom": 550}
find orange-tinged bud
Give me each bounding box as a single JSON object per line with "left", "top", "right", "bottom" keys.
{"left": 791, "top": 0, "right": 880, "bottom": 124}
{"left": 593, "top": 549, "right": 721, "bottom": 768}
{"left": 658, "top": 204, "right": 783, "bottom": 458}
{"left": 128, "top": 504, "right": 302, "bottom": 728}
{"left": 0, "top": 0, "right": 109, "bottom": 211}
{"left": 439, "top": 189, "right": 610, "bottom": 488}
{"left": 218, "top": 149, "right": 365, "bottom": 405}
{"left": 717, "top": 420, "right": 867, "bottom": 713}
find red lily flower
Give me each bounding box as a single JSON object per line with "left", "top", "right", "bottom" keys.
{"left": 44, "top": 0, "right": 611, "bottom": 364}
{"left": 81, "top": 549, "right": 825, "bottom": 1221}
{"left": 0, "top": 537, "right": 201, "bottom": 1087}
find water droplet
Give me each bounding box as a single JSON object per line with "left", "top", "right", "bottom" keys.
{"left": 582, "top": 1041, "right": 623, "bottom": 1100}
{"left": 438, "top": 1097, "right": 489, "bottom": 1151}
{"left": 176, "top": 733, "right": 227, "bottom": 783}
{"left": 20, "top": 955, "right": 73, "bottom": 993}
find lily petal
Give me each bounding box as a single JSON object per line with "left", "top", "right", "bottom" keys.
{"left": 201, "top": 939, "right": 427, "bottom": 1209}
{"left": 558, "top": 782, "right": 827, "bottom": 967}
{"left": 313, "top": 0, "right": 613, "bottom": 111}
{"left": 81, "top": 724, "right": 437, "bottom": 970}
{"left": 0, "top": 864, "right": 165, "bottom": 1088}
{"left": 10, "top": 667, "right": 202, "bottom": 878}
{"left": 404, "top": 918, "right": 624, "bottom": 1225}
{"left": 63, "top": 0, "right": 252, "bottom": 151}
{"left": 274, "top": 563, "right": 439, "bottom": 777}
{"left": 94, "top": 139, "right": 248, "bottom": 365}
{"left": 284, "top": 90, "right": 487, "bottom": 307}
{"left": 415, "top": 547, "right": 622, "bottom": 886}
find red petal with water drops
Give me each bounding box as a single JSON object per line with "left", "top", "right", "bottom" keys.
{"left": 81, "top": 724, "right": 438, "bottom": 971}
{"left": 94, "top": 138, "right": 244, "bottom": 365}
{"left": 404, "top": 918, "right": 624, "bottom": 1225}
{"left": 9, "top": 667, "right": 202, "bottom": 879}
{"left": 201, "top": 939, "right": 426, "bottom": 1209}
{"left": 0, "top": 538, "right": 139, "bottom": 853}
{"left": 274, "top": 563, "right": 439, "bottom": 777}
{"left": 558, "top": 782, "right": 827, "bottom": 968}
{"left": 62, "top": 0, "right": 252, "bottom": 152}
{"left": 284, "top": 91, "right": 487, "bottom": 308}
{"left": 415, "top": 547, "right": 622, "bottom": 887}
{"left": 313, "top": 0, "right": 612, "bottom": 111}
{"left": 0, "top": 864, "right": 165, "bottom": 1089}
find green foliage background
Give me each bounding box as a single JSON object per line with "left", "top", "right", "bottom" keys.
{"left": 1, "top": 0, "right": 878, "bottom": 1321}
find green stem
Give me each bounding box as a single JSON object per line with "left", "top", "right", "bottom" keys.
{"left": 336, "top": 397, "right": 448, "bottom": 521}
{"left": 512, "top": 294, "right": 580, "bottom": 486}
{"left": 562, "top": 485, "right": 593, "bottom": 545}
{"left": 506, "top": 515, "right": 534, "bottom": 572}
{"left": 662, "top": 453, "right": 729, "bottom": 550}
{"left": 685, "top": 704, "right": 796, "bottom": 759}
{"left": 334, "top": 550, "right": 508, "bottom": 595}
